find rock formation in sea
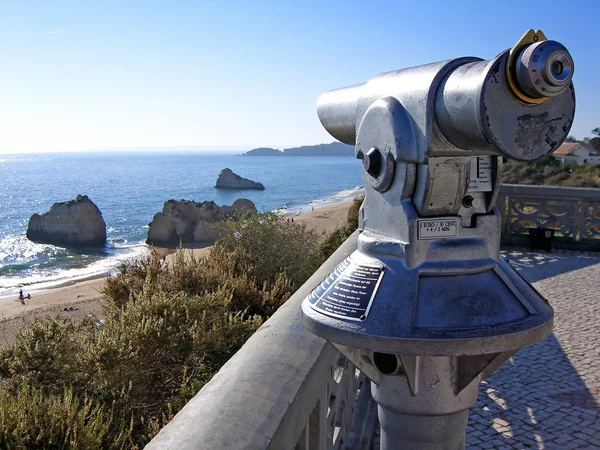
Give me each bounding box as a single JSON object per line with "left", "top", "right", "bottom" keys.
{"left": 215, "top": 168, "right": 265, "bottom": 190}
{"left": 26, "top": 195, "right": 107, "bottom": 247}
{"left": 146, "top": 198, "right": 257, "bottom": 246}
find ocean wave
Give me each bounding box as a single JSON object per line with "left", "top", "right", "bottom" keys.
{"left": 0, "top": 263, "right": 29, "bottom": 276}
{"left": 0, "top": 235, "right": 149, "bottom": 297}
{"left": 276, "top": 186, "right": 364, "bottom": 216}
{"left": 0, "top": 235, "right": 64, "bottom": 265}
{"left": 331, "top": 186, "right": 364, "bottom": 199}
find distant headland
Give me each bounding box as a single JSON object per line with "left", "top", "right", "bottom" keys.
{"left": 243, "top": 142, "right": 354, "bottom": 157}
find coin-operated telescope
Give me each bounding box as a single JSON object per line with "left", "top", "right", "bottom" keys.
{"left": 302, "top": 30, "right": 574, "bottom": 449}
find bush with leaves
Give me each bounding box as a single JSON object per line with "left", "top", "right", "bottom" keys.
{"left": 216, "top": 212, "right": 322, "bottom": 290}
{"left": 502, "top": 155, "right": 600, "bottom": 188}
{"left": 0, "top": 385, "right": 118, "bottom": 450}
{"left": 318, "top": 196, "right": 363, "bottom": 260}
{"left": 0, "top": 211, "right": 339, "bottom": 448}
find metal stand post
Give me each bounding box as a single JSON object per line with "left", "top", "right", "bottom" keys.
{"left": 378, "top": 408, "right": 468, "bottom": 450}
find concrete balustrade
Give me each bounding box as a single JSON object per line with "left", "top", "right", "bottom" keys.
{"left": 498, "top": 184, "right": 600, "bottom": 251}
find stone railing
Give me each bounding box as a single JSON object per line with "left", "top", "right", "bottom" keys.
{"left": 146, "top": 231, "right": 377, "bottom": 450}
{"left": 497, "top": 184, "right": 600, "bottom": 251}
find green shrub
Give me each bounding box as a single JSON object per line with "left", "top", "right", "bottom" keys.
{"left": 319, "top": 196, "right": 363, "bottom": 260}
{"left": 0, "top": 318, "right": 82, "bottom": 391}
{"left": 545, "top": 172, "right": 570, "bottom": 185}
{"left": 83, "top": 288, "right": 261, "bottom": 445}
{"left": 216, "top": 212, "right": 322, "bottom": 290}
{"left": 104, "top": 212, "right": 323, "bottom": 318}
{"left": 0, "top": 211, "right": 340, "bottom": 448}
{"left": 502, "top": 156, "right": 600, "bottom": 188}
{"left": 0, "top": 385, "right": 121, "bottom": 449}
{"left": 346, "top": 196, "right": 362, "bottom": 230}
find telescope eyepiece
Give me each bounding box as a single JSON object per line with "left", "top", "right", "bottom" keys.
{"left": 515, "top": 40, "right": 574, "bottom": 99}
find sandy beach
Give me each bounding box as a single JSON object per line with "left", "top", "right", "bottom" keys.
{"left": 0, "top": 199, "right": 356, "bottom": 347}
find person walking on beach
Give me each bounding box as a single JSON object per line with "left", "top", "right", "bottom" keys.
{"left": 19, "top": 289, "right": 25, "bottom": 305}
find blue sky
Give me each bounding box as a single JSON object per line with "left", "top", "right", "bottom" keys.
{"left": 1, "top": 0, "right": 598, "bottom": 153}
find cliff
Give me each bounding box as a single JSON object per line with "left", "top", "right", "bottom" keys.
{"left": 146, "top": 198, "right": 257, "bottom": 246}
{"left": 243, "top": 148, "right": 282, "bottom": 156}
{"left": 243, "top": 142, "right": 354, "bottom": 157}
{"left": 27, "top": 195, "right": 107, "bottom": 247}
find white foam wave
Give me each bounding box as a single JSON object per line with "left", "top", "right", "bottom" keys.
{"left": 0, "top": 244, "right": 149, "bottom": 297}
{"left": 331, "top": 186, "right": 364, "bottom": 199}
{"left": 0, "top": 235, "right": 60, "bottom": 264}
{"left": 276, "top": 186, "right": 364, "bottom": 216}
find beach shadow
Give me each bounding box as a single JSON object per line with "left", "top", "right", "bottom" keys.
{"left": 502, "top": 249, "right": 600, "bottom": 283}
{"left": 467, "top": 333, "right": 600, "bottom": 449}
{"left": 467, "top": 250, "right": 600, "bottom": 449}
{"left": 169, "top": 242, "right": 212, "bottom": 250}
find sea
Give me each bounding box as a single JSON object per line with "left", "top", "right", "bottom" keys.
{"left": 0, "top": 151, "right": 363, "bottom": 297}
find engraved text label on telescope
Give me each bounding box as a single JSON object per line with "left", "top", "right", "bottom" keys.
{"left": 468, "top": 156, "right": 493, "bottom": 192}
{"left": 308, "top": 257, "right": 385, "bottom": 321}
{"left": 417, "top": 219, "right": 459, "bottom": 239}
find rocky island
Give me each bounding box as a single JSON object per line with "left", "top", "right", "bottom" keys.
{"left": 26, "top": 195, "right": 107, "bottom": 247}
{"left": 242, "top": 147, "right": 282, "bottom": 156}
{"left": 243, "top": 142, "right": 354, "bottom": 157}
{"left": 146, "top": 198, "right": 256, "bottom": 247}
{"left": 215, "top": 168, "right": 264, "bottom": 190}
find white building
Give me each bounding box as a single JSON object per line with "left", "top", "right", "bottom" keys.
{"left": 554, "top": 139, "right": 600, "bottom": 164}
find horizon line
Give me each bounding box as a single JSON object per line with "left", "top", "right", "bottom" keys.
{"left": 0, "top": 142, "right": 343, "bottom": 155}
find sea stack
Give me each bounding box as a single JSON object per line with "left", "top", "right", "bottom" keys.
{"left": 215, "top": 168, "right": 265, "bottom": 190}
{"left": 146, "top": 198, "right": 257, "bottom": 247}
{"left": 27, "top": 195, "right": 107, "bottom": 247}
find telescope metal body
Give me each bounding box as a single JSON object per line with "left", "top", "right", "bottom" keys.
{"left": 301, "top": 30, "right": 575, "bottom": 449}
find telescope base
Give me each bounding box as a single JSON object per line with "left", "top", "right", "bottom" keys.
{"left": 378, "top": 406, "right": 468, "bottom": 450}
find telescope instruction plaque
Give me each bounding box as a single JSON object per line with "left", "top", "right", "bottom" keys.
{"left": 468, "top": 156, "right": 492, "bottom": 192}
{"left": 308, "top": 257, "right": 385, "bottom": 321}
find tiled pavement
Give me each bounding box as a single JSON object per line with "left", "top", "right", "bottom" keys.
{"left": 467, "top": 251, "right": 600, "bottom": 449}
{"left": 372, "top": 250, "right": 600, "bottom": 449}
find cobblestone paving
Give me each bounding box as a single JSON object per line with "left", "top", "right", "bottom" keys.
{"left": 372, "top": 250, "right": 600, "bottom": 449}
{"left": 468, "top": 250, "right": 600, "bottom": 449}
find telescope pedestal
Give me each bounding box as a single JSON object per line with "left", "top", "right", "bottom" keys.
{"left": 378, "top": 408, "right": 468, "bottom": 450}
